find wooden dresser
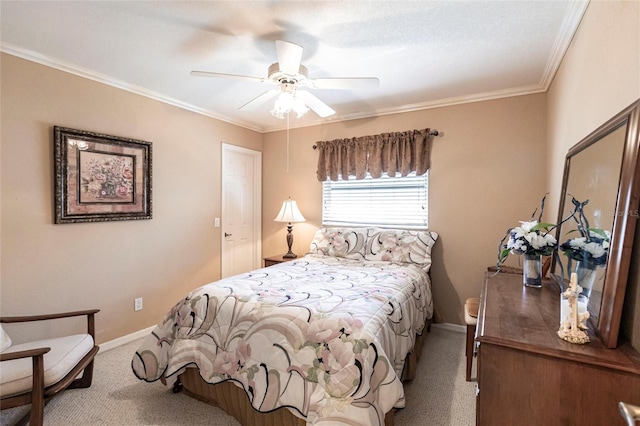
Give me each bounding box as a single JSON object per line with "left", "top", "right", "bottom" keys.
{"left": 475, "top": 272, "right": 640, "bottom": 425}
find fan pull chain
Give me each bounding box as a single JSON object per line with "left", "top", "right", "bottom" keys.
{"left": 286, "top": 112, "right": 290, "bottom": 173}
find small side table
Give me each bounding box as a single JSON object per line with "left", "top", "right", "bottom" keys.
{"left": 263, "top": 254, "right": 296, "bottom": 267}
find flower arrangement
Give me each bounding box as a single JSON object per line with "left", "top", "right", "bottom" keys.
{"left": 559, "top": 228, "right": 610, "bottom": 266}
{"left": 497, "top": 195, "right": 558, "bottom": 267}
{"left": 558, "top": 197, "right": 610, "bottom": 266}
{"left": 504, "top": 220, "right": 557, "bottom": 257}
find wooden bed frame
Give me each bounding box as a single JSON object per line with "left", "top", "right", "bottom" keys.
{"left": 170, "top": 321, "right": 431, "bottom": 426}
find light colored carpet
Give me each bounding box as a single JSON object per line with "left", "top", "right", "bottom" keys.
{"left": 1, "top": 325, "right": 476, "bottom": 425}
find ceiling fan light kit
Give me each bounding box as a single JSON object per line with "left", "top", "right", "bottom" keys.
{"left": 270, "top": 85, "right": 309, "bottom": 119}
{"left": 191, "top": 40, "right": 379, "bottom": 120}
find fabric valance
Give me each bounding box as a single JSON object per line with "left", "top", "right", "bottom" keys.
{"left": 315, "top": 128, "right": 434, "bottom": 181}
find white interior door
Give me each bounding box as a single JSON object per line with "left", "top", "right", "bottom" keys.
{"left": 221, "top": 144, "right": 261, "bottom": 278}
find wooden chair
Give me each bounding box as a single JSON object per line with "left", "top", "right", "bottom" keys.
{"left": 0, "top": 309, "right": 99, "bottom": 426}
{"left": 464, "top": 297, "right": 479, "bottom": 381}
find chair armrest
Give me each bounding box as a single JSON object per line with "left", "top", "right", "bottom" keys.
{"left": 1, "top": 346, "right": 49, "bottom": 420}
{"left": 0, "top": 347, "right": 50, "bottom": 362}
{"left": 1, "top": 309, "right": 100, "bottom": 323}
{"left": 1, "top": 309, "right": 100, "bottom": 339}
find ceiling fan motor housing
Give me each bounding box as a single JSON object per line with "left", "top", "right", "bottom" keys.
{"left": 268, "top": 63, "right": 309, "bottom": 86}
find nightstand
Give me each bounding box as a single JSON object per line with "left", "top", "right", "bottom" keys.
{"left": 263, "top": 255, "right": 296, "bottom": 267}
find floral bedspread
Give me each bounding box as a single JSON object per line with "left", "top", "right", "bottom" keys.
{"left": 131, "top": 254, "right": 432, "bottom": 425}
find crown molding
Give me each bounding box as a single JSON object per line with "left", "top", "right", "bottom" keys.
{"left": 0, "top": 43, "right": 264, "bottom": 133}
{"left": 539, "top": 0, "right": 590, "bottom": 91}
{"left": 261, "top": 84, "right": 548, "bottom": 133}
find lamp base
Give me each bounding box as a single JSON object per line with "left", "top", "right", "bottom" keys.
{"left": 282, "top": 224, "right": 297, "bottom": 259}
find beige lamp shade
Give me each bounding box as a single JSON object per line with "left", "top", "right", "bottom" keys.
{"left": 274, "top": 199, "right": 306, "bottom": 223}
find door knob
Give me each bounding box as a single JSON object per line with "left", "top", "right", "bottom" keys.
{"left": 619, "top": 402, "right": 640, "bottom": 426}
{"left": 224, "top": 232, "right": 232, "bottom": 237}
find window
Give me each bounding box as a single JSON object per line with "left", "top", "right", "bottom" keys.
{"left": 322, "top": 172, "right": 428, "bottom": 229}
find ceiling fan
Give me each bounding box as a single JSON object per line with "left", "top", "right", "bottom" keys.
{"left": 191, "top": 40, "right": 379, "bottom": 119}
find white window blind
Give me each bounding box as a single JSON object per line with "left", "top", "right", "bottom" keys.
{"left": 322, "top": 172, "right": 428, "bottom": 229}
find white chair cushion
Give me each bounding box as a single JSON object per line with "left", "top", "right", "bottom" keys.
{"left": 464, "top": 310, "right": 478, "bottom": 326}
{"left": 0, "top": 325, "right": 11, "bottom": 352}
{"left": 0, "top": 334, "right": 94, "bottom": 397}
{"left": 464, "top": 297, "right": 480, "bottom": 326}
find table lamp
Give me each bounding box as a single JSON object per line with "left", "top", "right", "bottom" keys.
{"left": 274, "top": 198, "right": 306, "bottom": 258}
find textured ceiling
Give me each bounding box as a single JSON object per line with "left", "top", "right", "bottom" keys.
{"left": 0, "top": 1, "right": 589, "bottom": 132}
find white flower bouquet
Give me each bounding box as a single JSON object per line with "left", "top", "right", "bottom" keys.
{"left": 560, "top": 228, "right": 610, "bottom": 266}
{"left": 559, "top": 197, "right": 610, "bottom": 267}
{"left": 497, "top": 195, "right": 559, "bottom": 267}
{"left": 559, "top": 228, "right": 611, "bottom": 266}
{"left": 504, "top": 220, "right": 557, "bottom": 257}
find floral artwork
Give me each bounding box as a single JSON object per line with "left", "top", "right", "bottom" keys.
{"left": 132, "top": 254, "right": 432, "bottom": 425}
{"left": 79, "top": 151, "right": 135, "bottom": 203}
{"left": 54, "top": 126, "right": 152, "bottom": 223}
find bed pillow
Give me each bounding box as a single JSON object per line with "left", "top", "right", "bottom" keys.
{"left": 309, "top": 227, "right": 368, "bottom": 260}
{"left": 365, "top": 228, "right": 438, "bottom": 271}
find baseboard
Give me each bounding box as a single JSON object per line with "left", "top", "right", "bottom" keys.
{"left": 432, "top": 322, "right": 466, "bottom": 334}
{"left": 98, "top": 325, "right": 156, "bottom": 353}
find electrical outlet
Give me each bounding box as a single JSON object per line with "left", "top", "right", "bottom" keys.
{"left": 134, "top": 298, "right": 143, "bottom": 311}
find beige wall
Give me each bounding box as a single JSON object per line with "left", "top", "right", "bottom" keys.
{"left": 1, "top": 54, "right": 262, "bottom": 344}
{"left": 546, "top": 0, "right": 640, "bottom": 217}
{"left": 262, "top": 94, "right": 548, "bottom": 324}
{"left": 546, "top": 0, "right": 640, "bottom": 347}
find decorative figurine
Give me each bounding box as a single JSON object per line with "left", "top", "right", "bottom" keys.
{"left": 558, "top": 272, "right": 590, "bottom": 344}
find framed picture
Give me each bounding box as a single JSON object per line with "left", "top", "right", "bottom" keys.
{"left": 54, "top": 126, "right": 152, "bottom": 223}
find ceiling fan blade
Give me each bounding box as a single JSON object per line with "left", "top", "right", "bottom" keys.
{"left": 191, "top": 70, "right": 266, "bottom": 83}
{"left": 308, "top": 77, "right": 380, "bottom": 90}
{"left": 275, "top": 40, "right": 303, "bottom": 76}
{"left": 297, "top": 90, "right": 335, "bottom": 118}
{"left": 238, "top": 89, "right": 280, "bottom": 111}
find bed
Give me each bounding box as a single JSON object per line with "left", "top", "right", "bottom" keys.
{"left": 132, "top": 227, "right": 437, "bottom": 426}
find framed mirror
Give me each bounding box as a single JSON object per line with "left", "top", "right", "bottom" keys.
{"left": 551, "top": 99, "right": 640, "bottom": 348}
